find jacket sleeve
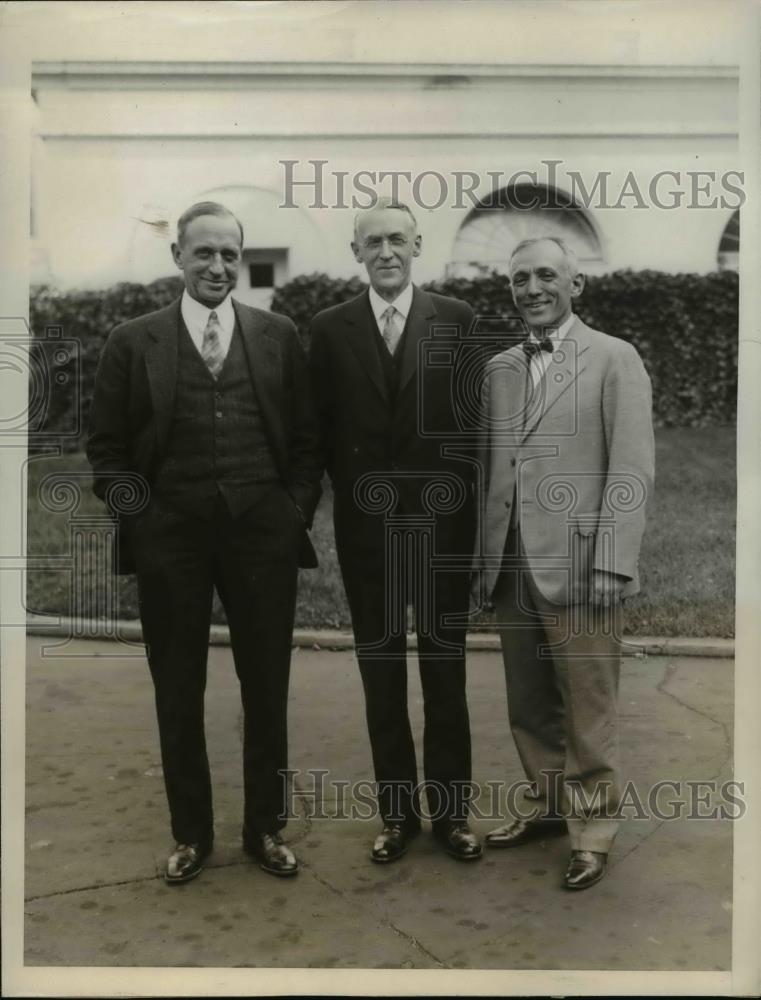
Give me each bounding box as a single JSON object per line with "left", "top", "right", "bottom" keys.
{"left": 469, "top": 353, "right": 495, "bottom": 611}
{"left": 595, "top": 341, "right": 655, "bottom": 580}
{"left": 86, "top": 326, "right": 138, "bottom": 511}
{"left": 284, "top": 321, "right": 323, "bottom": 526}
{"left": 306, "top": 315, "right": 335, "bottom": 482}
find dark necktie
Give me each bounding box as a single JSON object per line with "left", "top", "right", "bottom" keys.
{"left": 522, "top": 337, "right": 554, "bottom": 358}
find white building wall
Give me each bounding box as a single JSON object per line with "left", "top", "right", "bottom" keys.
{"left": 29, "top": 32, "right": 740, "bottom": 289}
{"left": 33, "top": 139, "right": 741, "bottom": 288}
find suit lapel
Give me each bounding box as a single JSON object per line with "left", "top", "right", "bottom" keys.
{"left": 144, "top": 299, "right": 181, "bottom": 455}
{"left": 341, "top": 292, "right": 388, "bottom": 402}
{"left": 234, "top": 300, "right": 287, "bottom": 467}
{"left": 398, "top": 286, "right": 437, "bottom": 396}
{"left": 520, "top": 317, "right": 591, "bottom": 442}
{"left": 491, "top": 347, "right": 529, "bottom": 449}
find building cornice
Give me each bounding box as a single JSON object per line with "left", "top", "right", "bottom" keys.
{"left": 32, "top": 60, "right": 739, "bottom": 88}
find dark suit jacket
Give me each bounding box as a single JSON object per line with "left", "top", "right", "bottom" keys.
{"left": 87, "top": 296, "right": 322, "bottom": 574}
{"left": 309, "top": 286, "right": 478, "bottom": 563}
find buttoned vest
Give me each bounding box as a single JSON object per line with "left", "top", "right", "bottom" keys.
{"left": 153, "top": 319, "right": 278, "bottom": 518}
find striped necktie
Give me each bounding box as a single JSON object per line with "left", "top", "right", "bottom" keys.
{"left": 380, "top": 305, "right": 402, "bottom": 356}
{"left": 201, "top": 310, "right": 226, "bottom": 379}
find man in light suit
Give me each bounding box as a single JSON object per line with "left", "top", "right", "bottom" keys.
{"left": 87, "top": 201, "right": 321, "bottom": 883}
{"left": 473, "top": 236, "right": 654, "bottom": 890}
{"left": 309, "top": 199, "right": 482, "bottom": 864}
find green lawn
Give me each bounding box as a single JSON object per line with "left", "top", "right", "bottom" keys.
{"left": 625, "top": 425, "right": 735, "bottom": 637}
{"left": 25, "top": 426, "right": 736, "bottom": 637}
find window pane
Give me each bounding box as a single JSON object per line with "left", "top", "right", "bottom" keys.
{"left": 249, "top": 263, "right": 275, "bottom": 288}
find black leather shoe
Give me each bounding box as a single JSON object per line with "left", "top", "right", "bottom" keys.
{"left": 164, "top": 841, "right": 212, "bottom": 885}
{"left": 435, "top": 823, "right": 482, "bottom": 861}
{"left": 371, "top": 823, "right": 417, "bottom": 863}
{"left": 243, "top": 831, "right": 299, "bottom": 877}
{"left": 563, "top": 849, "right": 607, "bottom": 890}
{"left": 485, "top": 816, "right": 566, "bottom": 849}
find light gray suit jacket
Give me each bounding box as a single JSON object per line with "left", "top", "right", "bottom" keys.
{"left": 475, "top": 316, "right": 655, "bottom": 606}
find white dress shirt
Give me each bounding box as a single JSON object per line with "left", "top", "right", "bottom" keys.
{"left": 368, "top": 282, "right": 414, "bottom": 338}
{"left": 180, "top": 290, "right": 236, "bottom": 359}
{"left": 526, "top": 312, "right": 575, "bottom": 396}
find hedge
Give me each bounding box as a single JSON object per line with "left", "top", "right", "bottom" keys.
{"left": 273, "top": 269, "right": 738, "bottom": 428}
{"left": 29, "top": 269, "right": 737, "bottom": 446}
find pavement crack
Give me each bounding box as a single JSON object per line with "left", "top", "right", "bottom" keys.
{"left": 385, "top": 921, "right": 447, "bottom": 967}
{"left": 25, "top": 857, "right": 292, "bottom": 901}
{"left": 656, "top": 656, "right": 733, "bottom": 779}
{"left": 286, "top": 776, "right": 315, "bottom": 845}
{"left": 300, "top": 861, "right": 348, "bottom": 900}
{"left": 25, "top": 873, "right": 159, "bottom": 902}
{"left": 302, "top": 861, "right": 447, "bottom": 967}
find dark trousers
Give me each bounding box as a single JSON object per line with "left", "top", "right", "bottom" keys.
{"left": 132, "top": 487, "right": 301, "bottom": 847}
{"left": 337, "top": 520, "right": 473, "bottom": 831}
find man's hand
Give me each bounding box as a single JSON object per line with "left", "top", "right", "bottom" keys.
{"left": 589, "top": 570, "right": 628, "bottom": 607}
{"left": 469, "top": 573, "right": 491, "bottom": 616}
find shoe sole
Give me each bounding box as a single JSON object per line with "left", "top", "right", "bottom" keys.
{"left": 446, "top": 848, "right": 483, "bottom": 862}
{"left": 485, "top": 826, "right": 567, "bottom": 849}
{"left": 433, "top": 833, "right": 483, "bottom": 862}
{"left": 164, "top": 865, "right": 203, "bottom": 885}
{"left": 563, "top": 869, "right": 606, "bottom": 891}
{"left": 164, "top": 845, "right": 212, "bottom": 885}
{"left": 243, "top": 844, "right": 299, "bottom": 877}
{"left": 257, "top": 862, "right": 299, "bottom": 877}
{"left": 370, "top": 827, "right": 420, "bottom": 864}
{"left": 370, "top": 846, "right": 407, "bottom": 864}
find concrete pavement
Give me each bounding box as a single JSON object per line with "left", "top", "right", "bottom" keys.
{"left": 24, "top": 635, "right": 734, "bottom": 971}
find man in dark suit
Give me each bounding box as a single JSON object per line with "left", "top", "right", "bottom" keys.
{"left": 87, "top": 201, "right": 321, "bottom": 884}
{"left": 309, "top": 199, "right": 481, "bottom": 864}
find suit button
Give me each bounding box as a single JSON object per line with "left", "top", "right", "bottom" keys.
{"left": 216, "top": 411, "right": 223, "bottom": 419}
{"left": 504, "top": 501, "right": 511, "bottom": 509}
{"left": 510, "top": 458, "right": 516, "bottom": 467}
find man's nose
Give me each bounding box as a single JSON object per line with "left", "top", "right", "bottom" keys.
{"left": 378, "top": 238, "right": 394, "bottom": 259}
{"left": 208, "top": 252, "right": 225, "bottom": 274}
{"left": 525, "top": 274, "right": 541, "bottom": 295}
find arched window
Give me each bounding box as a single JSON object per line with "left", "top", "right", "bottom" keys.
{"left": 717, "top": 210, "right": 739, "bottom": 272}
{"left": 448, "top": 184, "right": 604, "bottom": 279}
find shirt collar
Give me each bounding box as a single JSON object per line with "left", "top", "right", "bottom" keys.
{"left": 181, "top": 289, "right": 235, "bottom": 336}
{"left": 368, "top": 282, "right": 414, "bottom": 325}
{"left": 528, "top": 312, "right": 575, "bottom": 345}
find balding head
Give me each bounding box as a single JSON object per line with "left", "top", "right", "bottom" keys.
{"left": 509, "top": 235, "right": 585, "bottom": 332}
{"left": 509, "top": 236, "right": 579, "bottom": 278}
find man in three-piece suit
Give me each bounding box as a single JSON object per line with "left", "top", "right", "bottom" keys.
{"left": 309, "top": 199, "right": 482, "bottom": 864}
{"left": 473, "top": 236, "right": 654, "bottom": 890}
{"left": 87, "top": 201, "right": 321, "bottom": 884}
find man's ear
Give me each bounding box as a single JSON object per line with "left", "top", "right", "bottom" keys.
{"left": 171, "top": 242, "right": 183, "bottom": 270}
{"left": 413, "top": 234, "right": 422, "bottom": 258}
{"left": 350, "top": 240, "right": 363, "bottom": 264}
{"left": 570, "top": 271, "right": 585, "bottom": 299}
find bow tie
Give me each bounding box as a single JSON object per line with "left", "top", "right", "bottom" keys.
{"left": 522, "top": 337, "right": 554, "bottom": 358}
